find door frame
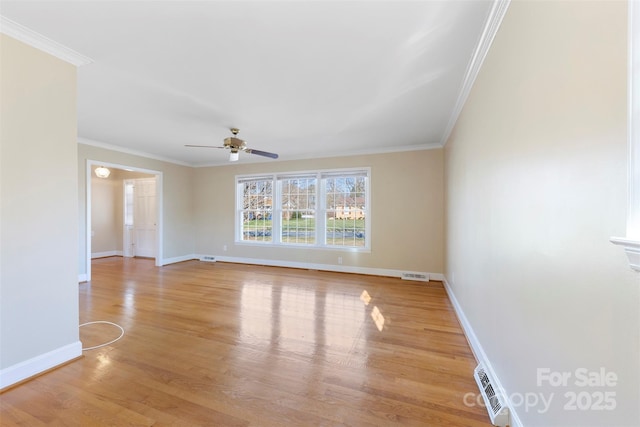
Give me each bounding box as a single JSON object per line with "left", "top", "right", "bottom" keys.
{"left": 86, "top": 159, "right": 163, "bottom": 281}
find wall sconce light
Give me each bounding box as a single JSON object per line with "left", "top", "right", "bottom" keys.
{"left": 95, "top": 166, "right": 111, "bottom": 178}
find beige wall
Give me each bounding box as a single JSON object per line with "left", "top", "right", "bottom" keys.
{"left": 91, "top": 170, "right": 120, "bottom": 254}
{"left": 78, "top": 145, "right": 443, "bottom": 277}
{"left": 78, "top": 144, "right": 195, "bottom": 275}
{"left": 445, "top": 1, "right": 639, "bottom": 426}
{"left": 0, "top": 35, "right": 80, "bottom": 370}
{"left": 194, "top": 149, "right": 444, "bottom": 274}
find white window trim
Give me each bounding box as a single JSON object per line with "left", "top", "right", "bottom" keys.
{"left": 611, "top": 0, "right": 640, "bottom": 272}
{"left": 235, "top": 168, "right": 371, "bottom": 252}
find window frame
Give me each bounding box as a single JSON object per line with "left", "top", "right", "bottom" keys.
{"left": 235, "top": 176, "right": 275, "bottom": 244}
{"left": 235, "top": 168, "right": 371, "bottom": 251}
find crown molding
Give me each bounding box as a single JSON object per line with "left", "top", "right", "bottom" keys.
{"left": 292, "top": 142, "right": 445, "bottom": 164}
{"left": 0, "top": 16, "right": 93, "bottom": 66}
{"left": 80, "top": 135, "right": 441, "bottom": 169}
{"left": 192, "top": 142, "right": 443, "bottom": 168}
{"left": 78, "top": 137, "right": 193, "bottom": 167}
{"left": 439, "top": 0, "right": 511, "bottom": 146}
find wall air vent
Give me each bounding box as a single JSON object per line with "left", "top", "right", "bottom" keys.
{"left": 473, "top": 363, "right": 509, "bottom": 426}
{"left": 200, "top": 256, "right": 216, "bottom": 262}
{"left": 401, "top": 272, "right": 429, "bottom": 282}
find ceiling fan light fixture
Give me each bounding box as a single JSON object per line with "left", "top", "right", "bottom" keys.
{"left": 185, "top": 128, "right": 278, "bottom": 161}
{"left": 95, "top": 166, "right": 111, "bottom": 178}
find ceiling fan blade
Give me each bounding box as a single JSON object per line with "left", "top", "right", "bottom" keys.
{"left": 246, "top": 148, "right": 279, "bottom": 159}
{"left": 184, "top": 144, "right": 226, "bottom": 149}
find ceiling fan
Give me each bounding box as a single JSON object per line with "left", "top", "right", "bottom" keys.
{"left": 185, "top": 128, "right": 279, "bottom": 162}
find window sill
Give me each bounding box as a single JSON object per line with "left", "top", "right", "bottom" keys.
{"left": 610, "top": 237, "right": 640, "bottom": 272}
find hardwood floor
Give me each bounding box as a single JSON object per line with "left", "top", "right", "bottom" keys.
{"left": 1, "top": 258, "right": 491, "bottom": 426}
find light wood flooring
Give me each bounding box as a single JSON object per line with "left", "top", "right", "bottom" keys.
{"left": 1, "top": 258, "right": 491, "bottom": 426}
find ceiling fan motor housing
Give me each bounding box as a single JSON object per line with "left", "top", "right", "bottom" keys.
{"left": 224, "top": 137, "right": 246, "bottom": 150}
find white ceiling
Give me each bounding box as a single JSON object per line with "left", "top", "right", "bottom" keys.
{"left": 1, "top": 1, "right": 495, "bottom": 166}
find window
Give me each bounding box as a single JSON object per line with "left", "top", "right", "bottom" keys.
{"left": 238, "top": 177, "right": 273, "bottom": 242}
{"left": 237, "top": 169, "right": 370, "bottom": 250}
{"left": 280, "top": 175, "right": 317, "bottom": 245}
{"left": 324, "top": 172, "right": 367, "bottom": 247}
{"left": 124, "top": 180, "right": 134, "bottom": 226}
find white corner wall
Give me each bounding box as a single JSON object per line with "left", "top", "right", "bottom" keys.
{"left": 445, "top": 1, "right": 639, "bottom": 426}
{"left": 0, "top": 34, "right": 81, "bottom": 388}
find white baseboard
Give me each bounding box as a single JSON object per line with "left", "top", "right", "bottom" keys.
{"left": 81, "top": 254, "right": 199, "bottom": 279}
{"left": 0, "top": 341, "right": 82, "bottom": 390}
{"left": 442, "top": 277, "right": 523, "bottom": 427}
{"left": 84, "top": 251, "right": 444, "bottom": 282}
{"left": 91, "top": 250, "right": 123, "bottom": 259}
{"left": 160, "top": 254, "right": 198, "bottom": 266}
{"left": 442, "top": 277, "right": 486, "bottom": 363}
{"left": 197, "top": 254, "right": 444, "bottom": 281}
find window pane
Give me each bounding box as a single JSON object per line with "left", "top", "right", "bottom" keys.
{"left": 124, "top": 182, "right": 134, "bottom": 226}
{"left": 281, "top": 177, "right": 316, "bottom": 244}
{"left": 240, "top": 179, "right": 273, "bottom": 242}
{"left": 325, "top": 175, "right": 366, "bottom": 247}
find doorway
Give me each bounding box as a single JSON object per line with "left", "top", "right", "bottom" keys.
{"left": 86, "top": 160, "right": 163, "bottom": 281}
